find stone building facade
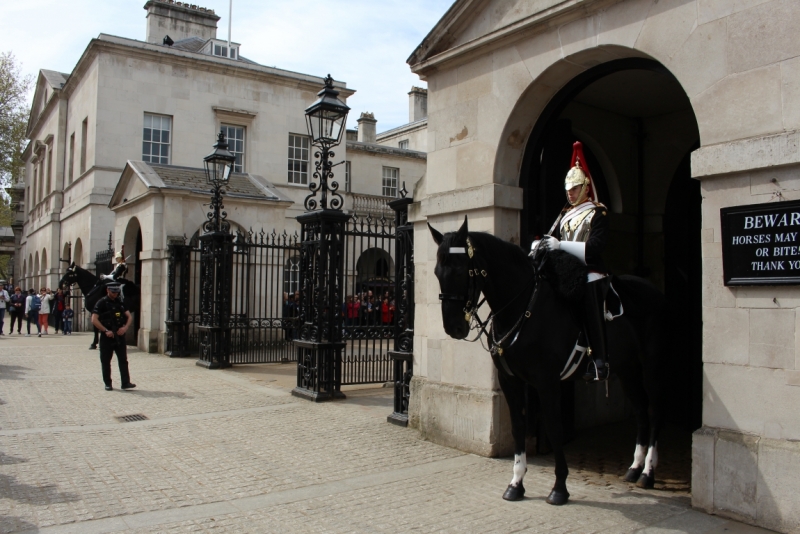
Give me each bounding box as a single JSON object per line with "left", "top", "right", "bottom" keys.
{"left": 18, "top": 0, "right": 427, "bottom": 352}
{"left": 406, "top": 0, "right": 800, "bottom": 532}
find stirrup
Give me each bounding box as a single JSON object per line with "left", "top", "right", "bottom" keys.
{"left": 583, "top": 358, "right": 609, "bottom": 382}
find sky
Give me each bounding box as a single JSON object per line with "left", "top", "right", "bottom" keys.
{"left": 2, "top": 0, "right": 454, "bottom": 132}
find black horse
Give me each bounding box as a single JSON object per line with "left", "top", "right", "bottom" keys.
{"left": 429, "top": 217, "right": 665, "bottom": 505}
{"left": 59, "top": 262, "right": 140, "bottom": 314}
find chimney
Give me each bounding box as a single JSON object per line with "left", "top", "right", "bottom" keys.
{"left": 144, "top": 1, "right": 220, "bottom": 44}
{"left": 357, "top": 112, "right": 377, "bottom": 144}
{"left": 409, "top": 86, "right": 428, "bottom": 122}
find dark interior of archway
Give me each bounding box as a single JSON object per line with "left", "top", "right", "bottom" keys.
{"left": 134, "top": 228, "right": 143, "bottom": 339}
{"left": 520, "top": 60, "right": 702, "bottom": 489}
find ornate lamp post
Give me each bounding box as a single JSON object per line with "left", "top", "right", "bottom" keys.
{"left": 197, "top": 131, "right": 236, "bottom": 369}
{"left": 292, "top": 75, "right": 351, "bottom": 401}
{"left": 303, "top": 75, "right": 350, "bottom": 211}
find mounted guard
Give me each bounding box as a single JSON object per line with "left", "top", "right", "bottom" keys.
{"left": 100, "top": 250, "right": 128, "bottom": 281}
{"left": 532, "top": 141, "right": 610, "bottom": 381}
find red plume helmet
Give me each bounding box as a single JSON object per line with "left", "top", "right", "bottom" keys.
{"left": 564, "top": 141, "right": 597, "bottom": 205}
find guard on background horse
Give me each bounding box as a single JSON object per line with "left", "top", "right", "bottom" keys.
{"left": 531, "top": 141, "right": 610, "bottom": 381}
{"left": 100, "top": 250, "right": 128, "bottom": 281}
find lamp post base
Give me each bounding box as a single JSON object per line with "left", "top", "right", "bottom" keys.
{"left": 291, "top": 387, "right": 346, "bottom": 402}
{"left": 196, "top": 359, "right": 231, "bottom": 369}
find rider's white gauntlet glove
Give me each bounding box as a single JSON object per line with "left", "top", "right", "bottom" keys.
{"left": 543, "top": 236, "right": 561, "bottom": 251}
{"left": 529, "top": 240, "right": 541, "bottom": 257}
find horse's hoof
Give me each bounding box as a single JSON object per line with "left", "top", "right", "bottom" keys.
{"left": 623, "top": 467, "right": 643, "bottom": 483}
{"left": 502, "top": 483, "right": 525, "bottom": 501}
{"left": 546, "top": 489, "right": 570, "bottom": 505}
{"left": 636, "top": 472, "right": 655, "bottom": 489}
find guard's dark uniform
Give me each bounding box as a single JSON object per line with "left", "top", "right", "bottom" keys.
{"left": 92, "top": 295, "right": 131, "bottom": 388}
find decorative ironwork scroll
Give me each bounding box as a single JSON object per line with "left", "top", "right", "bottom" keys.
{"left": 165, "top": 237, "right": 191, "bottom": 357}
{"left": 387, "top": 193, "right": 414, "bottom": 426}
{"left": 292, "top": 210, "right": 351, "bottom": 401}
{"left": 196, "top": 228, "right": 234, "bottom": 369}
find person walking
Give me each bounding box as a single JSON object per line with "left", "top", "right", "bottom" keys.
{"left": 37, "top": 288, "right": 55, "bottom": 335}
{"left": 0, "top": 281, "right": 9, "bottom": 335}
{"left": 9, "top": 287, "right": 25, "bottom": 334}
{"left": 91, "top": 283, "right": 135, "bottom": 391}
{"left": 62, "top": 303, "right": 74, "bottom": 335}
{"left": 25, "top": 289, "right": 41, "bottom": 337}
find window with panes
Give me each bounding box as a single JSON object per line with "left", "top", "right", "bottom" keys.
{"left": 288, "top": 134, "right": 310, "bottom": 185}
{"left": 382, "top": 166, "right": 399, "bottom": 198}
{"left": 345, "top": 161, "right": 351, "bottom": 192}
{"left": 399, "top": 140, "right": 409, "bottom": 149}
{"left": 221, "top": 124, "right": 245, "bottom": 172}
{"left": 142, "top": 114, "right": 171, "bottom": 164}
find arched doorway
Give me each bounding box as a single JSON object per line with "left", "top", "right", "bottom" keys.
{"left": 73, "top": 239, "right": 83, "bottom": 268}
{"left": 517, "top": 57, "right": 701, "bottom": 484}
{"left": 123, "top": 218, "right": 143, "bottom": 344}
{"left": 355, "top": 247, "right": 394, "bottom": 296}
{"left": 41, "top": 249, "right": 48, "bottom": 289}
{"left": 33, "top": 252, "right": 39, "bottom": 291}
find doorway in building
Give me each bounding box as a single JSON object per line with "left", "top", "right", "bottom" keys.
{"left": 123, "top": 218, "right": 143, "bottom": 345}
{"left": 520, "top": 58, "right": 702, "bottom": 491}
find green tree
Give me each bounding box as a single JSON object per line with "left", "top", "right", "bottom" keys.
{"left": 0, "top": 52, "right": 32, "bottom": 188}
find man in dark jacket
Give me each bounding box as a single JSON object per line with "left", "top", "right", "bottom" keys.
{"left": 91, "top": 283, "right": 135, "bottom": 391}
{"left": 8, "top": 287, "right": 25, "bottom": 334}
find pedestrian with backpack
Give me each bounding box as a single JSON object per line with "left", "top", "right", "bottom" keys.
{"left": 25, "top": 289, "right": 41, "bottom": 337}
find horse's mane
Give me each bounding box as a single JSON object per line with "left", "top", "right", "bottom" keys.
{"left": 467, "top": 232, "right": 531, "bottom": 267}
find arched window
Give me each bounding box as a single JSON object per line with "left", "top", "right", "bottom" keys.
{"left": 284, "top": 256, "right": 300, "bottom": 294}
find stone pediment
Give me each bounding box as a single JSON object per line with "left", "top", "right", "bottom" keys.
{"left": 109, "top": 160, "right": 293, "bottom": 210}
{"left": 26, "top": 70, "right": 69, "bottom": 137}
{"left": 409, "top": 0, "right": 606, "bottom": 71}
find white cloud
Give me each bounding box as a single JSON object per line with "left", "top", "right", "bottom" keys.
{"left": 1, "top": 0, "right": 452, "bottom": 131}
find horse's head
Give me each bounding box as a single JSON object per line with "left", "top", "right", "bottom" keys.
{"left": 429, "top": 216, "right": 473, "bottom": 340}
{"left": 59, "top": 262, "right": 78, "bottom": 289}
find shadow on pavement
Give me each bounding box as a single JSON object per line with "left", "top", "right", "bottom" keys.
{"left": 1, "top": 516, "right": 39, "bottom": 533}
{"left": 0, "top": 364, "right": 31, "bottom": 380}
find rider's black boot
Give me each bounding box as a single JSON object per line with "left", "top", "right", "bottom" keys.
{"left": 582, "top": 278, "right": 609, "bottom": 382}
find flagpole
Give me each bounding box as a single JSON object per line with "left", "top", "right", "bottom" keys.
{"left": 227, "top": 0, "right": 233, "bottom": 58}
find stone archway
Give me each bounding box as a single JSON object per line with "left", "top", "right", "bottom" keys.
{"left": 509, "top": 52, "right": 700, "bottom": 484}
{"left": 33, "top": 252, "right": 39, "bottom": 291}
{"left": 73, "top": 239, "right": 83, "bottom": 268}
{"left": 40, "top": 249, "right": 47, "bottom": 289}
{"left": 122, "top": 218, "right": 143, "bottom": 344}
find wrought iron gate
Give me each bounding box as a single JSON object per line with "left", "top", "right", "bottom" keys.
{"left": 165, "top": 229, "right": 300, "bottom": 363}
{"left": 339, "top": 212, "right": 397, "bottom": 385}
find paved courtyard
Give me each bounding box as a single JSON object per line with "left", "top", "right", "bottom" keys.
{"left": 0, "top": 334, "right": 773, "bottom": 533}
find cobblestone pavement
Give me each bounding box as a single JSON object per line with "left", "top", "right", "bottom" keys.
{"left": 0, "top": 334, "right": 773, "bottom": 533}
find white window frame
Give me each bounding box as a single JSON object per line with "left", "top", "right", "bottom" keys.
{"left": 345, "top": 161, "right": 351, "bottom": 193}
{"left": 398, "top": 140, "right": 409, "bottom": 150}
{"left": 142, "top": 113, "right": 172, "bottom": 165}
{"left": 288, "top": 134, "right": 310, "bottom": 185}
{"left": 221, "top": 124, "right": 246, "bottom": 173}
{"left": 382, "top": 166, "right": 399, "bottom": 198}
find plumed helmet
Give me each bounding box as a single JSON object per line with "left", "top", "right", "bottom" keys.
{"left": 114, "top": 251, "right": 124, "bottom": 261}
{"left": 564, "top": 141, "right": 597, "bottom": 206}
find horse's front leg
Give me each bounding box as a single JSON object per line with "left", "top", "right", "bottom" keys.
{"left": 497, "top": 368, "right": 527, "bottom": 501}
{"left": 536, "top": 376, "right": 570, "bottom": 505}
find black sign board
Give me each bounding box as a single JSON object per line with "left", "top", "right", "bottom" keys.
{"left": 721, "top": 199, "right": 800, "bottom": 285}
